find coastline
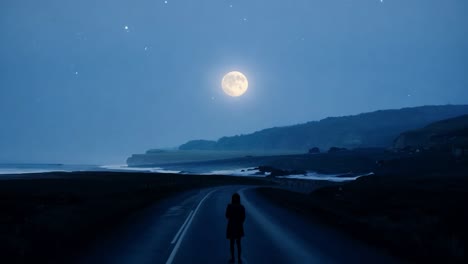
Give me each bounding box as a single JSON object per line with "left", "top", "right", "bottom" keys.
{"left": 2, "top": 149, "right": 467, "bottom": 263}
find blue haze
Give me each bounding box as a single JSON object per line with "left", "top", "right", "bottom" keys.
{"left": 1, "top": 0, "right": 467, "bottom": 163}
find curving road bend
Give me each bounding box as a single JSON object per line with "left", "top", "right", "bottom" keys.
{"left": 79, "top": 186, "right": 400, "bottom": 264}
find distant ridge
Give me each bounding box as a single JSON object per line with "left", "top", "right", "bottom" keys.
{"left": 179, "top": 105, "right": 468, "bottom": 152}
{"left": 394, "top": 114, "right": 468, "bottom": 150}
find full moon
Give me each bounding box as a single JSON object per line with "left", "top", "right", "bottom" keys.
{"left": 222, "top": 71, "right": 249, "bottom": 97}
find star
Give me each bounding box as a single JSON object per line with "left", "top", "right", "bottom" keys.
{"left": 229, "top": 5, "right": 233, "bottom": 8}
{"left": 75, "top": 32, "right": 87, "bottom": 41}
{"left": 164, "top": 0, "right": 168, "bottom": 3}
{"left": 74, "top": 71, "right": 79, "bottom": 75}
{"left": 123, "top": 25, "right": 130, "bottom": 32}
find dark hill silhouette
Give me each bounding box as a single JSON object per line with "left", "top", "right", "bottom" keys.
{"left": 394, "top": 114, "right": 468, "bottom": 150}
{"left": 179, "top": 105, "right": 468, "bottom": 152}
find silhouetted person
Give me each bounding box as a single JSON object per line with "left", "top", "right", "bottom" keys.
{"left": 226, "top": 193, "right": 245, "bottom": 263}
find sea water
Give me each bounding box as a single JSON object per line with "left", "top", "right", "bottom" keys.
{"left": 0, "top": 164, "right": 99, "bottom": 175}
{"left": 0, "top": 163, "right": 368, "bottom": 182}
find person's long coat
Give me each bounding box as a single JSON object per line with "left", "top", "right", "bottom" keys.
{"left": 225, "top": 203, "right": 246, "bottom": 239}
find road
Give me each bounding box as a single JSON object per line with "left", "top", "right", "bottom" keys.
{"left": 79, "top": 186, "right": 400, "bottom": 264}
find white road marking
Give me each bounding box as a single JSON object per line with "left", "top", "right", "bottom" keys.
{"left": 165, "top": 189, "right": 217, "bottom": 264}
{"left": 170, "top": 210, "right": 193, "bottom": 244}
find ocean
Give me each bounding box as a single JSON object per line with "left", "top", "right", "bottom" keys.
{"left": 0, "top": 163, "right": 365, "bottom": 182}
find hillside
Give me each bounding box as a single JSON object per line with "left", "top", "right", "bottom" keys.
{"left": 394, "top": 114, "right": 468, "bottom": 150}
{"left": 179, "top": 105, "right": 468, "bottom": 152}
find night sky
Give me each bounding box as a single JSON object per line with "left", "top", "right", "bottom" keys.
{"left": 1, "top": 0, "right": 467, "bottom": 163}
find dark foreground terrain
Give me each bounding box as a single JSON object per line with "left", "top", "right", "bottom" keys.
{"left": 0, "top": 172, "right": 269, "bottom": 263}
{"left": 2, "top": 149, "right": 467, "bottom": 263}
{"left": 79, "top": 185, "right": 398, "bottom": 264}
{"left": 257, "top": 155, "right": 468, "bottom": 263}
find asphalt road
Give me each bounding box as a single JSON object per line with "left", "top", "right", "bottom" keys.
{"left": 79, "top": 186, "right": 400, "bottom": 264}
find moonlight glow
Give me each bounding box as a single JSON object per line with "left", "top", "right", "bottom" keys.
{"left": 222, "top": 71, "right": 249, "bottom": 97}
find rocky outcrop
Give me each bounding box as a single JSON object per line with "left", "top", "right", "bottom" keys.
{"left": 256, "top": 166, "right": 307, "bottom": 178}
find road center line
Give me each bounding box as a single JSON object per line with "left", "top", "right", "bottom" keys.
{"left": 165, "top": 189, "right": 217, "bottom": 264}
{"left": 170, "top": 210, "right": 194, "bottom": 244}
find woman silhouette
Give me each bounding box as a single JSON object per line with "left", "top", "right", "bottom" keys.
{"left": 225, "top": 193, "right": 246, "bottom": 263}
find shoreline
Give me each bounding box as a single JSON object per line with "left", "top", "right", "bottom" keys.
{"left": 0, "top": 164, "right": 366, "bottom": 183}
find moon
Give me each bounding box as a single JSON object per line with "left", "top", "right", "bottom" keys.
{"left": 222, "top": 71, "right": 249, "bottom": 97}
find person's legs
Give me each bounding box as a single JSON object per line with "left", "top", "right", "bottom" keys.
{"left": 230, "top": 239, "right": 235, "bottom": 262}
{"left": 236, "top": 238, "right": 242, "bottom": 262}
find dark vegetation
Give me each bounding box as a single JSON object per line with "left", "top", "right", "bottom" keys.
{"left": 178, "top": 105, "right": 468, "bottom": 152}
{"left": 0, "top": 172, "right": 269, "bottom": 263}
{"left": 256, "top": 152, "right": 468, "bottom": 263}
{"left": 252, "top": 148, "right": 400, "bottom": 174}
{"left": 394, "top": 114, "right": 468, "bottom": 150}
